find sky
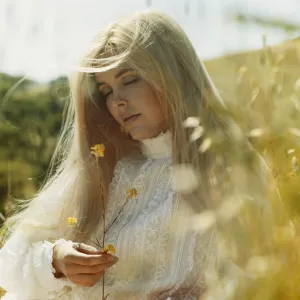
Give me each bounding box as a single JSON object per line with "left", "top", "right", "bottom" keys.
{"left": 0, "top": 0, "right": 299, "bottom": 82}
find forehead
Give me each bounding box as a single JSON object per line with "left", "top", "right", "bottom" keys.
{"left": 95, "top": 68, "right": 116, "bottom": 82}
{"left": 94, "top": 67, "right": 135, "bottom": 83}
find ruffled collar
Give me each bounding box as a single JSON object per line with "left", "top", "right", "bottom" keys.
{"left": 140, "top": 130, "right": 172, "bottom": 159}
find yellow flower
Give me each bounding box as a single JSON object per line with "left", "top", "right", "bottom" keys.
{"left": 101, "top": 246, "right": 108, "bottom": 253}
{"left": 101, "top": 244, "right": 116, "bottom": 255}
{"left": 126, "top": 188, "right": 137, "bottom": 200}
{"left": 67, "top": 217, "right": 78, "bottom": 227}
{"left": 107, "top": 244, "right": 116, "bottom": 255}
{"left": 90, "top": 144, "right": 105, "bottom": 158}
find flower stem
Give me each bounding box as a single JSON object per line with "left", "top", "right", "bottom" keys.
{"left": 105, "top": 200, "right": 127, "bottom": 235}
{"left": 96, "top": 159, "right": 106, "bottom": 300}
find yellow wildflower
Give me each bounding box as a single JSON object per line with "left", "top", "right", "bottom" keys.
{"left": 90, "top": 144, "right": 105, "bottom": 158}
{"left": 101, "top": 246, "right": 108, "bottom": 253}
{"left": 126, "top": 188, "right": 137, "bottom": 200}
{"left": 67, "top": 217, "right": 78, "bottom": 227}
{"left": 107, "top": 244, "right": 116, "bottom": 255}
{"left": 101, "top": 244, "right": 116, "bottom": 255}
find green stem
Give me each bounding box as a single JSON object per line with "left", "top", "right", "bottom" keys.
{"left": 96, "top": 159, "right": 106, "bottom": 300}
{"left": 105, "top": 200, "right": 128, "bottom": 235}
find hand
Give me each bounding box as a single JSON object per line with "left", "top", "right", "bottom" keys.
{"left": 52, "top": 241, "right": 118, "bottom": 287}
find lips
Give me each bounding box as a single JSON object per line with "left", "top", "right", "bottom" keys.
{"left": 123, "top": 114, "right": 141, "bottom": 124}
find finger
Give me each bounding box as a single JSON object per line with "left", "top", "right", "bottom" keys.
{"left": 73, "top": 243, "right": 103, "bottom": 255}
{"left": 65, "top": 259, "right": 118, "bottom": 275}
{"left": 66, "top": 251, "right": 117, "bottom": 266}
{"left": 71, "top": 272, "right": 104, "bottom": 287}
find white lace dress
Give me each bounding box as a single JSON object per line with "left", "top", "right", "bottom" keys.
{"left": 0, "top": 131, "right": 216, "bottom": 300}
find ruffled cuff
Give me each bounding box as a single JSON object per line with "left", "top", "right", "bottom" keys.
{"left": 33, "top": 239, "right": 76, "bottom": 291}
{"left": 0, "top": 233, "right": 76, "bottom": 299}
{"left": 49, "top": 239, "right": 69, "bottom": 274}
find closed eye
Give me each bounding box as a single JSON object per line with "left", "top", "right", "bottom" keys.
{"left": 123, "top": 75, "right": 139, "bottom": 85}
{"left": 99, "top": 86, "right": 112, "bottom": 99}
{"left": 97, "top": 74, "right": 139, "bottom": 99}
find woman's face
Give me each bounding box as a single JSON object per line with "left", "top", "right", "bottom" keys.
{"left": 95, "top": 68, "right": 166, "bottom": 140}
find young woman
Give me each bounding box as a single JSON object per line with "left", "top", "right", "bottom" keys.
{"left": 0, "top": 10, "right": 265, "bottom": 300}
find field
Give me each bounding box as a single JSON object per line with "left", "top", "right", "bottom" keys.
{"left": 0, "top": 37, "right": 299, "bottom": 299}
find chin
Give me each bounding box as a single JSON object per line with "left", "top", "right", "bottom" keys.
{"left": 129, "top": 128, "right": 158, "bottom": 141}
{"left": 130, "top": 132, "right": 149, "bottom": 141}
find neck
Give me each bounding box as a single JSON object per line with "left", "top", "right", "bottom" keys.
{"left": 139, "top": 130, "right": 172, "bottom": 159}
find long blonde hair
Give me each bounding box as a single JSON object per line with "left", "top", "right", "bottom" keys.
{"left": 3, "top": 10, "right": 267, "bottom": 244}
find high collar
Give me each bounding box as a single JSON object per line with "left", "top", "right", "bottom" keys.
{"left": 139, "top": 130, "right": 172, "bottom": 159}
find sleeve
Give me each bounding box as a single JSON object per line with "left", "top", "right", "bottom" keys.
{"left": 0, "top": 231, "right": 76, "bottom": 300}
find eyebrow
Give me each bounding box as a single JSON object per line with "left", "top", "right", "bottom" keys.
{"left": 96, "top": 68, "right": 134, "bottom": 87}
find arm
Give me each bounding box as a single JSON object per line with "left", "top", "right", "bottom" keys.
{"left": 0, "top": 231, "right": 76, "bottom": 299}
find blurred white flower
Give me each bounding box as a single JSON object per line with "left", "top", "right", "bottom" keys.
{"left": 275, "top": 221, "right": 296, "bottom": 243}
{"left": 189, "top": 126, "right": 204, "bottom": 142}
{"left": 216, "top": 197, "right": 244, "bottom": 223}
{"left": 272, "top": 66, "right": 280, "bottom": 75}
{"left": 292, "top": 156, "right": 299, "bottom": 172}
{"left": 217, "top": 234, "right": 235, "bottom": 261}
{"left": 238, "top": 66, "right": 248, "bottom": 74}
{"left": 205, "top": 278, "right": 237, "bottom": 300}
{"left": 288, "top": 127, "right": 300, "bottom": 137}
{"left": 222, "top": 279, "right": 237, "bottom": 299}
{"left": 199, "top": 137, "right": 212, "bottom": 153}
{"left": 230, "top": 123, "right": 244, "bottom": 141}
{"left": 291, "top": 94, "right": 300, "bottom": 112}
{"left": 247, "top": 128, "right": 264, "bottom": 137}
{"left": 182, "top": 117, "right": 200, "bottom": 128}
{"left": 236, "top": 66, "right": 248, "bottom": 84}
{"left": 245, "top": 255, "right": 280, "bottom": 277}
{"left": 294, "top": 78, "right": 300, "bottom": 92}
{"left": 0, "top": 212, "right": 5, "bottom": 222}
{"left": 287, "top": 149, "right": 296, "bottom": 155}
{"left": 275, "top": 84, "right": 283, "bottom": 94}
{"left": 191, "top": 210, "right": 217, "bottom": 234}
{"left": 173, "top": 164, "right": 199, "bottom": 194}
{"left": 205, "top": 267, "right": 219, "bottom": 287}
{"left": 250, "top": 87, "right": 260, "bottom": 104}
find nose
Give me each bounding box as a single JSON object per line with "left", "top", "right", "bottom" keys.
{"left": 111, "top": 91, "right": 127, "bottom": 107}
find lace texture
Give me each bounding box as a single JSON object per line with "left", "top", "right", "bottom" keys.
{"left": 0, "top": 131, "right": 217, "bottom": 300}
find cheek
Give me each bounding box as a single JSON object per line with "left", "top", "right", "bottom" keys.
{"left": 141, "top": 90, "right": 164, "bottom": 118}
{"left": 145, "top": 100, "right": 163, "bottom": 117}
{"left": 106, "top": 101, "right": 119, "bottom": 122}
{"left": 106, "top": 101, "right": 113, "bottom": 114}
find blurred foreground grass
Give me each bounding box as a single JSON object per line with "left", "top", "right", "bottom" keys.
{"left": 0, "top": 37, "right": 299, "bottom": 298}
{"left": 202, "top": 37, "right": 300, "bottom": 300}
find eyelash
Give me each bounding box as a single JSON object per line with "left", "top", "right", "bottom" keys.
{"left": 100, "top": 77, "right": 139, "bottom": 99}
